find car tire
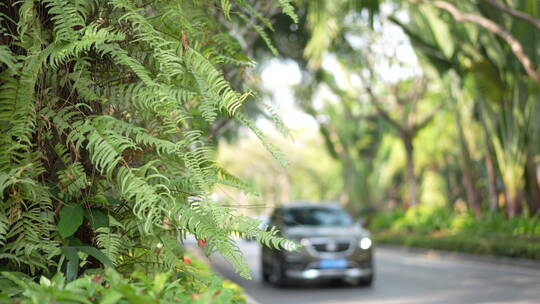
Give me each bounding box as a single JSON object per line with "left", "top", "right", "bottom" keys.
{"left": 269, "top": 256, "right": 288, "bottom": 287}
{"left": 261, "top": 261, "right": 270, "bottom": 283}
{"left": 356, "top": 274, "right": 374, "bottom": 287}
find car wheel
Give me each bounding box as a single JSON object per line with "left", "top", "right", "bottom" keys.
{"left": 261, "top": 261, "right": 270, "bottom": 283}
{"left": 269, "top": 256, "right": 288, "bottom": 287}
{"left": 262, "top": 272, "right": 270, "bottom": 282}
{"left": 356, "top": 274, "right": 374, "bottom": 287}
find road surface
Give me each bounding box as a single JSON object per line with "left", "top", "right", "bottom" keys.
{"left": 208, "top": 240, "right": 540, "bottom": 304}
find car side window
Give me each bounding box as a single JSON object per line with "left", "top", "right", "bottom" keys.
{"left": 270, "top": 209, "right": 281, "bottom": 227}
{"left": 269, "top": 213, "right": 275, "bottom": 225}
{"left": 282, "top": 212, "right": 296, "bottom": 226}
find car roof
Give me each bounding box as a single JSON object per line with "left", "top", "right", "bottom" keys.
{"left": 279, "top": 201, "right": 344, "bottom": 210}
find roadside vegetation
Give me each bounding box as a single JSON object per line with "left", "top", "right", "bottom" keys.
{"left": 1, "top": 252, "right": 246, "bottom": 303}
{"left": 0, "top": 0, "right": 297, "bottom": 302}
{"left": 371, "top": 209, "right": 540, "bottom": 260}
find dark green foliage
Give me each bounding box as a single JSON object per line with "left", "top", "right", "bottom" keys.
{"left": 371, "top": 209, "right": 540, "bottom": 238}
{"left": 57, "top": 206, "right": 84, "bottom": 238}
{"left": 371, "top": 208, "right": 540, "bottom": 259}
{"left": 0, "top": 257, "right": 246, "bottom": 303}
{"left": 0, "top": 0, "right": 297, "bottom": 282}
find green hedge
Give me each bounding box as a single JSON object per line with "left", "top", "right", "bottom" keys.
{"left": 374, "top": 230, "right": 540, "bottom": 260}
{"left": 370, "top": 209, "right": 540, "bottom": 238}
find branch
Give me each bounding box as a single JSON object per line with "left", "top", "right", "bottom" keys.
{"left": 318, "top": 123, "right": 340, "bottom": 159}
{"left": 482, "top": 0, "right": 540, "bottom": 32}
{"left": 301, "top": 103, "right": 341, "bottom": 159}
{"left": 208, "top": 118, "right": 230, "bottom": 140}
{"left": 432, "top": 0, "right": 540, "bottom": 86}
{"left": 365, "top": 86, "right": 406, "bottom": 134}
{"left": 405, "top": 78, "right": 428, "bottom": 129}
{"left": 413, "top": 103, "right": 443, "bottom": 135}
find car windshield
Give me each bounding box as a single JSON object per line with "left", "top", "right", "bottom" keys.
{"left": 282, "top": 207, "right": 353, "bottom": 227}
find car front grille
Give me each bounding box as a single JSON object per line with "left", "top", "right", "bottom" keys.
{"left": 312, "top": 241, "right": 350, "bottom": 253}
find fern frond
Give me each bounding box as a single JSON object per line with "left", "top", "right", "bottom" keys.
{"left": 85, "top": 121, "right": 138, "bottom": 178}
{"left": 57, "top": 162, "right": 89, "bottom": 198}
{"left": 42, "top": 0, "right": 87, "bottom": 42}
{"left": 238, "top": 14, "right": 278, "bottom": 56}
{"left": 277, "top": 0, "right": 299, "bottom": 23}
{"left": 40, "top": 103, "right": 87, "bottom": 137}
{"left": 0, "top": 212, "right": 8, "bottom": 246}
{"left": 235, "top": 111, "right": 289, "bottom": 169}
{"left": 221, "top": 0, "right": 232, "bottom": 20}
{"left": 1, "top": 182, "right": 58, "bottom": 274}
{"left": 96, "top": 227, "right": 123, "bottom": 265}
{"left": 69, "top": 60, "right": 101, "bottom": 102}
{"left": 216, "top": 167, "right": 258, "bottom": 196}
{"left": 46, "top": 24, "right": 125, "bottom": 68}
{"left": 0, "top": 52, "right": 42, "bottom": 171}
{"left": 184, "top": 48, "right": 246, "bottom": 119}
{"left": 115, "top": 167, "right": 168, "bottom": 233}
{"left": 235, "top": 0, "right": 274, "bottom": 30}
{"left": 0, "top": 46, "right": 17, "bottom": 71}
{"left": 262, "top": 100, "right": 291, "bottom": 136}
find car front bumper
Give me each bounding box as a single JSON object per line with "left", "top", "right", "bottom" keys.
{"left": 286, "top": 266, "right": 373, "bottom": 280}
{"left": 280, "top": 244, "right": 373, "bottom": 281}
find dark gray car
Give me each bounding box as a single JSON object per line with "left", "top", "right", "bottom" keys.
{"left": 261, "top": 202, "right": 374, "bottom": 287}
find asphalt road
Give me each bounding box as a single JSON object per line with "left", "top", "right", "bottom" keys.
{"left": 208, "top": 240, "right": 540, "bottom": 304}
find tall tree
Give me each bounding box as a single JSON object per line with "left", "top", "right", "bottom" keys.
{"left": 394, "top": 0, "right": 540, "bottom": 216}
{"left": 364, "top": 78, "right": 441, "bottom": 207}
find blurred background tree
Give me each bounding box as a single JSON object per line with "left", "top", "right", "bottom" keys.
{"left": 218, "top": 0, "right": 540, "bottom": 242}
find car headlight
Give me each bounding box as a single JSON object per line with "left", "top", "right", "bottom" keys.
{"left": 300, "top": 238, "right": 310, "bottom": 246}
{"left": 288, "top": 237, "right": 310, "bottom": 245}
{"left": 359, "top": 237, "right": 372, "bottom": 250}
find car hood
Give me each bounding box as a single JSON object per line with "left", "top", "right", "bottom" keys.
{"left": 283, "top": 224, "right": 369, "bottom": 239}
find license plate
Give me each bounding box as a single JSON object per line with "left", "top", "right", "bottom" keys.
{"left": 319, "top": 258, "right": 347, "bottom": 269}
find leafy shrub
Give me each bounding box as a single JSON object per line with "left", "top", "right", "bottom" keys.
{"left": 0, "top": 255, "right": 245, "bottom": 304}
{"left": 371, "top": 208, "right": 540, "bottom": 239}
{"left": 449, "top": 212, "right": 475, "bottom": 233}
{"left": 0, "top": 0, "right": 298, "bottom": 284}
{"left": 369, "top": 209, "right": 404, "bottom": 230}
{"left": 392, "top": 206, "right": 453, "bottom": 233}
{"left": 371, "top": 207, "right": 540, "bottom": 259}
{"left": 456, "top": 213, "right": 540, "bottom": 238}
{"left": 374, "top": 230, "right": 540, "bottom": 260}
{"left": 512, "top": 216, "right": 540, "bottom": 237}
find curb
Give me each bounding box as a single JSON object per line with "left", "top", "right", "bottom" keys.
{"left": 377, "top": 243, "right": 540, "bottom": 269}
{"left": 209, "top": 261, "right": 262, "bottom": 304}
{"left": 243, "top": 293, "right": 263, "bottom": 304}
{"left": 188, "top": 246, "right": 262, "bottom": 304}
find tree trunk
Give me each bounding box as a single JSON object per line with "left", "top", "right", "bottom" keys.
{"left": 456, "top": 114, "right": 482, "bottom": 217}
{"left": 506, "top": 193, "right": 521, "bottom": 218}
{"left": 485, "top": 150, "right": 500, "bottom": 212}
{"left": 446, "top": 156, "right": 461, "bottom": 203}
{"left": 403, "top": 135, "right": 419, "bottom": 207}
{"left": 526, "top": 154, "right": 540, "bottom": 213}
{"left": 461, "top": 162, "right": 482, "bottom": 217}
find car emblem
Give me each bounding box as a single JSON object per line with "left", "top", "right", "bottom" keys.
{"left": 326, "top": 242, "right": 337, "bottom": 251}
